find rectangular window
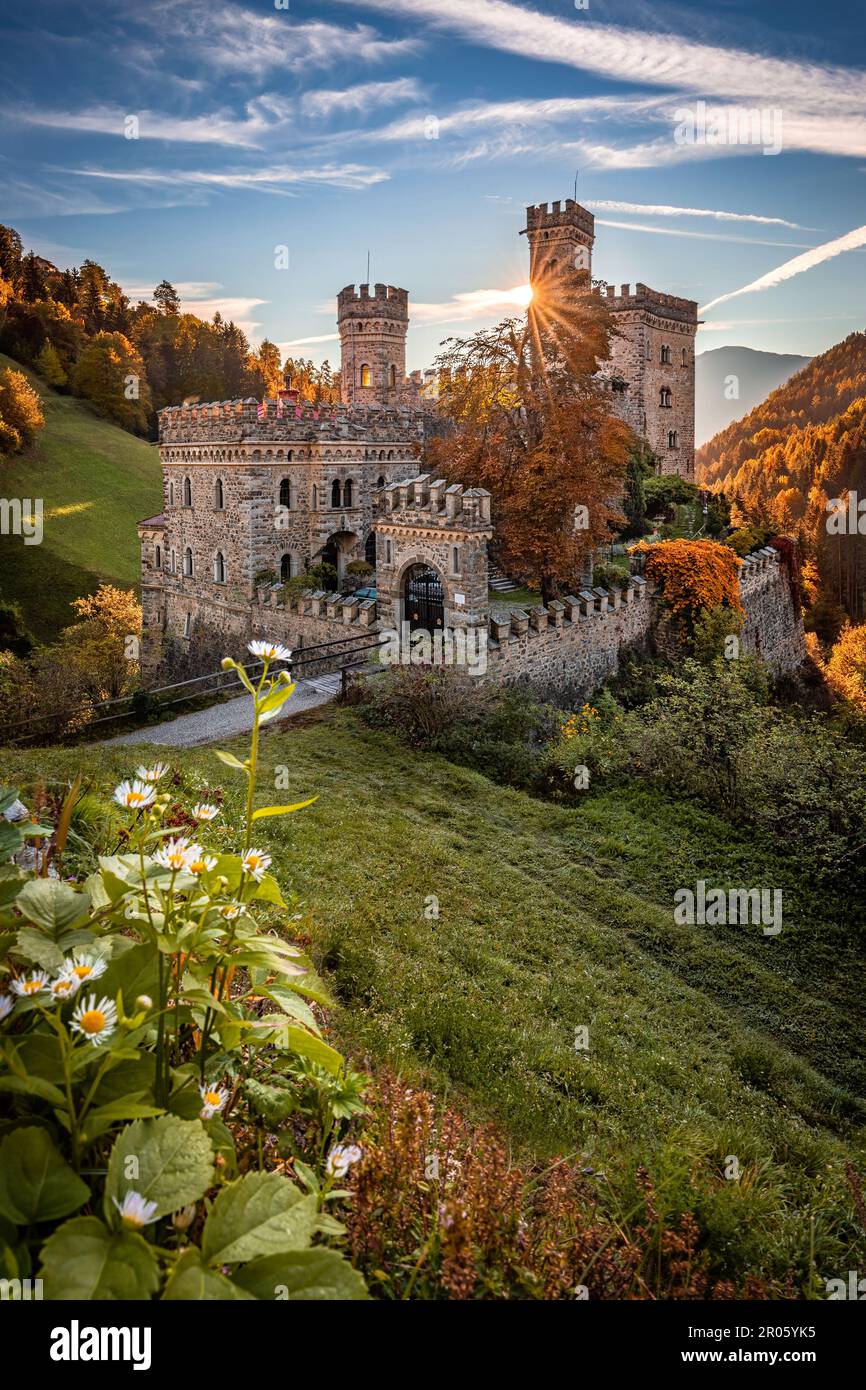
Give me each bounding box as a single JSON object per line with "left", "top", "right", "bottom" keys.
{"left": 155, "top": 545, "right": 161, "bottom": 569}
{"left": 183, "top": 612, "right": 191, "bottom": 639}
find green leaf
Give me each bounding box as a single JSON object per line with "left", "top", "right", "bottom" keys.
{"left": 257, "top": 682, "right": 296, "bottom": 716}
{"left": 251, "top": 796, "right": 318, "bottom": 822}
{"left": 0, "top": 822, "right": 24, "bottom": 861}
{"left": 0, "top": 1127, "right": 89, "bottom": 1223}
{"left": 250, "top": 872, "right": 287, "bottom": 908}
{"left": 258, "top": 985, "right": 319, "bottom": 1032}
{"left": 162, "top": 1247, "right": 255, "bottom": 1300}
{"left": 98, "top": 941, "right": 159, "bottom": 1015}
{"left": 105, "top": 1115, "right": 214, "bottom": 1223}
{"left": 277, "top": 1024, "right": 344, "bottom": 1075}
{"left": 201, "top": 1173, "right": 317, "bottom": 1266}
{"left": 15, "top": 879, "right": 90, "bottom": 936}
{"left": 14, "top": 925, "right": 65, "bottom": 974}
{"left": 0, "top": 1074, "right": 67, "bottom": 1107}
{"left": 233, "top": 1249, "right": 369, "bottom": 1300}
{"left": 80, "top": 1101, "right": 165, "bottom": 1149}
{"left": 39, "top": 1216, "right": 160, "bottom": 1300}
{"left": 214, "top": 750, "right": 248, "bottom": 772}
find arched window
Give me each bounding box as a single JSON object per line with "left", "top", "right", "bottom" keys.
{"left": 343, "top": 479, "right": 353, "bottom": 507}
{"left": 387, "top": 450, "right": 394, "bottom": 460}
{"left": 183, "top": 611, "right": 192, "bottom": 639}
{"left": 668, "top": 430, "right": 679, "bottom": 449}
{"left": 280, "top": 553, "right": 292, "bottom": 583}
{"left": 312, "top": 485, "right": 318, "bottom": 510}
{"left": 378, "top": 449, "right": 386, "bottom": 461}
{"left": 168, "top": 481, "right": 175, "bottom": 507}
{"left": 365, "top": 531, "right": 376, "bottom": 566}
{"left": 660, "top": 344, "right": 672, "bottom": 365}
{"left": 214, "top": 477, "right": 224, "bottom": 509}
{"left": 214, "top": 551, "right": 225, "bottom": 583}
{"left": 279, "top": 478, "right": 291, "bottom": 509}
{"left": 183, "top": 477, "right": 192, "bottom": 507}
{"left": 452, "top": 545, "right": 461, "bottom": 575}
{"left": 183, "top": 547, "right": 193, "bottom": 577}
{"left": 682, "top": 347, "right": 688, "bottom": 366}
{"left": 330, "top": 479, "right": 341, "bottom": 508}
{"left": 389, "top": 364, "right": 397, "bottom": 387}
{"left": 377, "top": 475, "right": 385, "bottom": 489}
{"left": 170, "top": 548, "right": 177, "bottom": 574}
{"left": 360, "top": 364, "right": 371, "bottom": 388}
{"left": 659, "top": 387, "right": 672, "bottom": 409}
{"left": 155, "top": 544, "right": 161, "bottom": 570}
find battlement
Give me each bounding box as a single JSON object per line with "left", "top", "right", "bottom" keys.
{"left": 522, "top": 198, "right": 595, "bottom": 239}
{"left": 337, "top": 283, "right": 409, "bottom": 319}
{"left": 738, "top": 547, "right": 784, "bottom": 588}
{"left": 375, "top": 474, "right": 492, "bottom": 530}
{"left": 256, "top": 583, "right": 378, "bottom": 630}
{"left": 489, "top": 574, "right": 652, "bottom": 643}
{"left": 157, "top": 397, "right": 430, "bottom": 445}
{"left": 601, "top": 282, "right": 698, "bottom": 325}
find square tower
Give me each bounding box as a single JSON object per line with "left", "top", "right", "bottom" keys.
{"left": 522, "top": 199, "right": 595, "bottom": 288}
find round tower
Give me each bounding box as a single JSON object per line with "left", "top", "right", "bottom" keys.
{"left": 337, "top": 282, "right": 410, "bottom": 405}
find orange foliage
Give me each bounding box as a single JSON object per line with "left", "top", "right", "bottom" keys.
{"left": 639, "top": 539, "right": 742, "bottom": 633}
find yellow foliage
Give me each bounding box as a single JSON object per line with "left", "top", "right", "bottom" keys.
{"left": 826, "top": 623, "right": 866, "bottom": 709}
{"left": 641, "top": 539, "right": 742, "bottom": 633}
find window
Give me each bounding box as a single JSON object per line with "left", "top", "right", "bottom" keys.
{"left": 682, "top": 347, "right": 688, "bottom": 366}
{"left": 365, "top": 531, "right": 376, "bottom": 566}
{"left": 214, "top": 478, "right": 224, "bottom": 509}
{"left": 312, "top": 485, "right": 318, "bottom": 510}
{"left": 155, "top": 544, "right": 161, "bottom": 570}
{"left": 660, "top": 344, "right": 672, "bottom": 365}
{"left": 377, "top": 475, "right": 385, "bottom": 489}
{"left": 343, "top": 479, "right": 353, "bottom": 507}
{"left": 330, "top": 479, "right": 341, "bottom": 508}
{"left": 668, "top": 430, "right": 679, "bottom": 449}
{"left": 389, "top": 364, "right": 397, "bottom": 387}
{"left": 659, "top": 387, "right": 672, "bottom": 409}
{"left": 170, "top": 548, "right": 177, "bottom": 574}
{"left": 214, "top": 551, "right": 225, "bottom": 583}
{"left": 168, "top": 481, "right": 174, "bottom": 507}
{"left": 183, "top": 612, "right": 191, "bottom": 639}
{"left": 184, "top": 547, "right": 193, "bottom": 577}
{"left": 279, "top": 478, "right": 291, "bottom": 509}
{"left": 452, "top": 546, "right": 461, "bottom": 575}
{"left": 183, "top": 477, "right": 192, "bottom": 507}
{"left": 280, "top": 553, "right": 292, "bottom": 583}
{"left": 360, "top": 364, "right": 371, "bottom": 388}
{"left": 385, "top": 537, "right": 392, "bottom": 565}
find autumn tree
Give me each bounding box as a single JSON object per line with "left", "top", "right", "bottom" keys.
{"left": 429, "top": 273, "right": 630, "bottom": 603}
{"left": 255, "top": 338, "right": 283, "bottom": 395}
{"left": 62, "top": 584, "right": 141, "bottom": 700}
{"left": 35, "top": 340, "right": 67, "bottom": 388}
{"left": 0, "top": 365, "right": 44, "bottom": 455}
{"left": 825, "top": 623, "right": 866, "bottom": 710}
{"left": 153, "top": 279, "right": 181, "bottom": 315}
{"left": 70, "top": 331, "right": 151, "bottom": 432}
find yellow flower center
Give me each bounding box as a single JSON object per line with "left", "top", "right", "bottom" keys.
{"left": 23, "top": 979, "right": 43, "bottom": 994}
{"left": 203, "top": 1091, "right": 221, "bottom": 1107}
{"left": 128, "top": 792, "right": 146, "bottom": 806}
{"left": 80, "top": 1009, "right": 106, "bottom": 1035}
{"left": 247, "top": 856, "right": 261, "bottom": 869}
{"left": 73, "top": 964, "right": 92, "bottom": 978}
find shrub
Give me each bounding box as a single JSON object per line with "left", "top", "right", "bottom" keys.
{"left": 0, "top": 364, "right": 44, "bottom": 455}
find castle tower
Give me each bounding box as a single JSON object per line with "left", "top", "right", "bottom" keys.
{"left": 521, "top": 199, "right": 595, "bottom": 293}
{"left": 337, "top": 282, "right": 410, "bottom": 406}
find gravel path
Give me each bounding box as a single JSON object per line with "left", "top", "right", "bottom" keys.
{"left": 98, "top": 674, "right": 341, "bottom": 749}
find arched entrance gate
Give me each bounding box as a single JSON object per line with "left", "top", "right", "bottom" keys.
{"left": 404, "top": 564, "right": 444, "bottom": 632}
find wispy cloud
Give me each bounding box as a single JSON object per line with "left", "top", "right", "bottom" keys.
{"left": 302, "top": 78, "right": 424, "bottom": 120}
{"left": 124, "top": 279, "right": 269, "bottom": 337}
{"left": 585, "top": 201, "right": 803, "bottom": 230}
{"left": 597, "top": 220, "right": 813, "bottom": 249}
{"left": 410, "top": 285, "right": 533, "bottom": 326}
{"left": 73, "top": 163, "right": 390, "bottom": 194}
{"left": 700, "top": 224, "right": 866, "bottom": 313}
{"left": 12, "top": 97, "right": 287, "bottom": 149}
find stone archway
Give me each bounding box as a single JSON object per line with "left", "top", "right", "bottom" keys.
{"left": 403, "top": 563, "right": 444, "bottom": 632}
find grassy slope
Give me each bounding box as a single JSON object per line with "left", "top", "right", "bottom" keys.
{"left": 0, "top": 355, "right": 161, "bottom": 640}
{"left": 2, "top": 709, "right": 863, "bottom": 1278}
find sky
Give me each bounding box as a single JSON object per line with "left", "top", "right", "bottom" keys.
{"left": 1, "top": 0, "right": 864, "bottom": 371}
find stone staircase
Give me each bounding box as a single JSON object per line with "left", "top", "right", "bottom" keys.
{"left": 488, "top": 562, "right": 520, "bottom": 594}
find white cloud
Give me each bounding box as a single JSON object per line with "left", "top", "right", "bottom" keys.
{"left": 11, "top": 97, "right": 288, "bottom": 149}
{"left": 123, "top": 279, "right": 268, "bottom": 337}
{"left": 302, "top": 78, "right": 424, "bottom": 120}
{"left": 410, "top": 285, "right": 533, "bottom": 325}
{"left": 585, "top": 201, "right": 803, "bottom": 229}
{"left": 73, "top": 163, "right": 390, "bottom": 194}
{"left": 279, "top": 333, "right": 341, "bottom": 351}
{"left": 597, "top": 220, "right": 813, "bottom": 249}
{"left": 700, "top": 224, "right": 866, "bottom": 313}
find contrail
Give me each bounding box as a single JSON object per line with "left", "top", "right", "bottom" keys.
{"left": 700, "top": 223, "right": 866, "bottom": 313}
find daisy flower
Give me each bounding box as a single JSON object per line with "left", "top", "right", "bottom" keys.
{"left": 153, "top": 837, "right": 194, "bottom": 872}
{"left": 248, "top": 639, "right": 292, "bottom": 664}
{"left": 0, "top": 994, "right": 13, "bottom": 1022}
{"left": 188, "top": 852, "right": 218, "bottom": 876}
{"left": 199, "top": 1083, "right": 229, "bottom": 1119}
{"left": 135, "top": 762, "right": 169, "bottom": 784}
{"left": 67, "top": 950, "right": 107, "bottom": 984}
{"left": 113, "top": 779, "right": 156, "bottom": 812}
{"left": 220, "top": 904, "right": 243, "bottom": 920}
{"left": 113, "top": 1191, "right": 159, "bottom": 1228}
{"left": 10, "top": 970, "right": 50, "bottom": 998}
{"left": 326, "top": 1144, "right": 363, "bottom": 1179}
{"left": 191, "top": 803, "right": 220, "bottom": 822}
{"left": 70, "top": 994, "right": 118, "bottom": 1047}
{"left": 49, "top": 973, "right": 81, "bottom": 1002}
{"left": 241, "top": 848, "right": 271, "bottom": 881}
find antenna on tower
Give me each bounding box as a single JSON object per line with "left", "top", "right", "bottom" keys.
{"left": 366, "top": 250, "right": 370, "bottom": 284}
{"left": 573, "top": 168, "right": 579, "bottom": 201}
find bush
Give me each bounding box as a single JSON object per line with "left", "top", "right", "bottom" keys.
{"left": 0, "top": 364, "right": 44, "bottom": 455}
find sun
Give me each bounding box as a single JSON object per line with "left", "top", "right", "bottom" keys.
{"left": 509, "top": 283, "right": 534, "bottom": 307}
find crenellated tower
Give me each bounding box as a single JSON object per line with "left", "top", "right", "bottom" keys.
{"left": 337, "top": 282, "right": 411, "bottom": 406}
{"left": 522, "top": 199, "right": 595, "bottom": 289}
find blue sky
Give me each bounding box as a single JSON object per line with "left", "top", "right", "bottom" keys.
{"left": 1, "top": 0, "right": 864, "bottom": 370}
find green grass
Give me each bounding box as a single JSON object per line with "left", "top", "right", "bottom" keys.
{"left": 2, "top": 708, "right": 864, "bottom": 1282}
{"left": 488, "top": 586, "right": 541, "bottom": 609}
{"left": 0, "top": 354, "right": 160, "bottom": 640}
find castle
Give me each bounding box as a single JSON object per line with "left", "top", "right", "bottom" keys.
{"left": 137, "top": 199, "right": 802, "bottom": 692}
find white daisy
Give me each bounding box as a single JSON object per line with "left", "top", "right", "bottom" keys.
{"left": 192, "top": 803, "right": 220, "bottom": 821}
{"left": 220, "top": 903, "right": 243, "bottom": 920}
{"left": 10, "top": 970, "right": 50, "bottom": 998}
{"left": 135, "top": 762, "right": 169, "bottom": 784}
{"left": 67, "top": 950, "right": 107, "bottom": 984}
{"left": 199, "top": 1083, "right": 229, "bottom": 1119}
{"left": 248, "top": 640, "right": 292, "bottom": 664}
{"left": 326, "top": 1143, "right": 363, "bottom": 1179}
{"left": 153, "top": 837, "right": 194, "bottom": 872}
{"left": 70, "top": 994, "right": 118, "bottom": 1046}
{"left": 241, "top": 848, "right": 271, "bottom": 881}
{"left": 188, "top": 852, "right": 218, "bottom": 876}
{"left": 49, "top": 973, "right": 81, "bottom": 1002}
{"left": 0, "top": 994, "right": 13, "bottom": 1022}
{"left": 113, "top": 779, "right": 156, "bottom": 812}
{"left": 113, "top": 1191, "right": 159, "bottom": 1228}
